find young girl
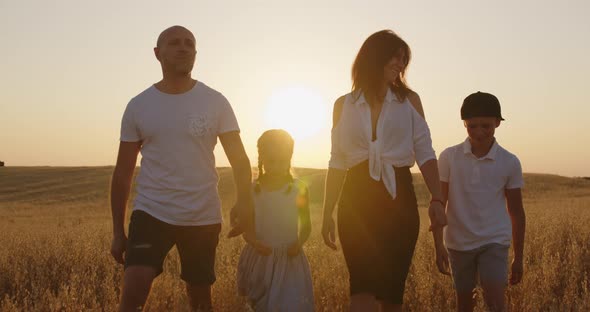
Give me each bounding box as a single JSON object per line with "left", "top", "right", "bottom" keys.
{"left": 237, "top": 129, "right": 314, "bottom": 312}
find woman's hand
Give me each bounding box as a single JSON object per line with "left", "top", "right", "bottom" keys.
{"left": 321, "top": 215, "right": 338, "bottom": 250}
{"left": 428, "top": 201, "right": 447, "bottom": 228}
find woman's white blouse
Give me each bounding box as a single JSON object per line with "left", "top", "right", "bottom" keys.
{"left": 329, "top": 89, "right": 436, "bottom": 199}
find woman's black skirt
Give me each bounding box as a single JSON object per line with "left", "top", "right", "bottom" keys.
{"left": 337, "top": 160, "right": 419, "bottom": 304}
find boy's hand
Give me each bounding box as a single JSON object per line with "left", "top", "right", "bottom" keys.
{"left": 287, "top": 242, "right": 301, "bottom": 258}
{"left": 428, "top": 201, "right": 447, "bottom": 228}
{"left": 510, "top": 258, "right": 523, "bottom": 285}
{"left": 321, "top": 215, "right": 338, "bottom": 250}
{"left": 435, "top": 246, "right": 451, "bottom": 275}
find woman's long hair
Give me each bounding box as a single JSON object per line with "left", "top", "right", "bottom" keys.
{"left": 352, "top": 29, "right": 412, "bottom": 105}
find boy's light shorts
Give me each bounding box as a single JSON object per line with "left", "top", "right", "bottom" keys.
{"left": 447, "top": 243, "right": 509, "bottom": 293}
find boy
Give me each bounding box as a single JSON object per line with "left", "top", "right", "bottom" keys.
{"left": 433, "top": 91, "right": 526, "bottom": 312}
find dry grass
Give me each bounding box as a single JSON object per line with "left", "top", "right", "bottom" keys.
{"left": 0, "top": 167, "right": 589, "bottom": 311}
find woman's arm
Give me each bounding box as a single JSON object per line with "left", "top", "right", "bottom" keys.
{"left": 432, "top": 182, "right": 450, "bottom": 275}
{"left": 420, "top": 159, "right": 447, "bottom": 227}
{"left": 321, "top": 168, "right": 347, "bottom": 250}
{"left": 408, "top": 92, "right": 446, "bottom": 227}
{"left": 322, "top": 96, "right": 347, "bottom": 250}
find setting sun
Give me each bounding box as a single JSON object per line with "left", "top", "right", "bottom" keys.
{"left": 263, "top": 86, "right": 329, "bottom": 141}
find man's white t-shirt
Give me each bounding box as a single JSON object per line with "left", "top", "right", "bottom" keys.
{"left": 120, "top": 81, "right": 239, "bottom": 226}
{"left": 439, "top": 138, "right": 524, "bottom": 251}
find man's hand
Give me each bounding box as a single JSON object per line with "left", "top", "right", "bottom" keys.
{"left": 435, "top": 246, "right": 451, "bottom": 275}
{"left": 510, "top": 258, "right": 524, "bottom": 285}
{"left": 110, "top": 234, "right": 127, "bottom": 265}
{"left": 321, "top": 215, "right": 337, "bottom": 250}
{"left": 227, "top": 204, "right": 245, "bottom": 238}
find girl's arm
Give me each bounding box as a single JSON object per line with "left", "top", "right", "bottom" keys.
{"left": 297, "top": 186, "right": 312, "bottom": 247}
{"left": 506, "top": 187, "right": 525, "bottom": 285}
{"left": 288, "top": 185, "right": 312, "bottom": 257}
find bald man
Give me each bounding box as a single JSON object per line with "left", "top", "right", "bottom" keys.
{"left": 110, "top": 25, "right": 253, "bottom": 311}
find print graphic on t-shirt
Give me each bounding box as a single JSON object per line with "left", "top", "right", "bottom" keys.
{"left": 188, "top": 115, "right": 211, "bottom": 137}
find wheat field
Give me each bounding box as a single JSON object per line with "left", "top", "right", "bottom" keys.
{"left": 0, "top": 167, "right": 589, "bottom": 311}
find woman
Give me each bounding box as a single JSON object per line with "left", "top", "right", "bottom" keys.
{"left": 321, "top": 29, "right": 447, "bottom": 312}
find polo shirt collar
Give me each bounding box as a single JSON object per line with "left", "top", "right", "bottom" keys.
{"left": 463, "top": 138, "right": 499, "bottom": 160}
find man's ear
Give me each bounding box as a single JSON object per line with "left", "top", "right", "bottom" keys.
{"left": 495, "top": 118, "right": 502, "bottom": 128}
{"left": 153, "top": 47, "right": 160, "bottom": 61}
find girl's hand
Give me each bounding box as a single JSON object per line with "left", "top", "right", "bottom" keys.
{"left": 321, "top": 215, "right": 338, "bottom": 250}
{"left": 287, "top": 242, "right": 301, "bottom": 257}
{"left": 510, "top": 258, "right": 524, "bottom": 285}
{"left": 244, "top": 233, "right": 272, "bottom": 256}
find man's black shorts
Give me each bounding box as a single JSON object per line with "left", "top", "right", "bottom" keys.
{"left": 124, "top": 210, "right": 221, "bottom": 285}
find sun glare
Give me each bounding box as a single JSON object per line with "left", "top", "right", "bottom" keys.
{"left": 263, "top": 86, "right": 328, "bottom": 141}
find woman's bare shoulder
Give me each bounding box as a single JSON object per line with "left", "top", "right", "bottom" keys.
{"left": 407, "top": 91, "right": 425, "bottom": 118}
{"left": 332, "top": 95, "right": 347, "bottom": 127}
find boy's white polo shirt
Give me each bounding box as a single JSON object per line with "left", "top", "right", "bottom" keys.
{"left": 438, "top": 138, "right": 524, "bottom": 251}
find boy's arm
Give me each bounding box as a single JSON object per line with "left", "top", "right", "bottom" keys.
{"left": 506, "top": 187, "right": 526, "bottom": 285}
{"left": 219, "top": 131, "right": 254, "bottom": 237}
{"left": 432, "top": 181, "right": 450, "bottom": 275}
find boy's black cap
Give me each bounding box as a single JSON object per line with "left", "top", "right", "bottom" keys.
{"left": 461, "top": 91, "right": 505, "bottom": 120}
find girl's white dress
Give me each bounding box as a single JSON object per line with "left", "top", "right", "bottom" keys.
{"left": 237, "top": 181, "right": 314, "bottom": 312}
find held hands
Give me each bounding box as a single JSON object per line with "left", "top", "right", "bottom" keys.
{"left": 110, "top": 234, "right": 127, "bottom": 265}
{"left": 428, "top": 200, "right": 447, "bottom": 231}
{"left": 227, "top": 204, "right": 244, "bottom": 238}
{"left": 321, "top": 215, "right": 338, "bottom": 250}
{"left": 228, "top": 198, "right": 254, "bottom": 238}
{"left": 510, "top": 258, "right": 524, "bottom": 285}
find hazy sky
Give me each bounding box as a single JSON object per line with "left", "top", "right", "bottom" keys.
{"left": 1, "top": 0, "right": 589, "bottom": 176}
